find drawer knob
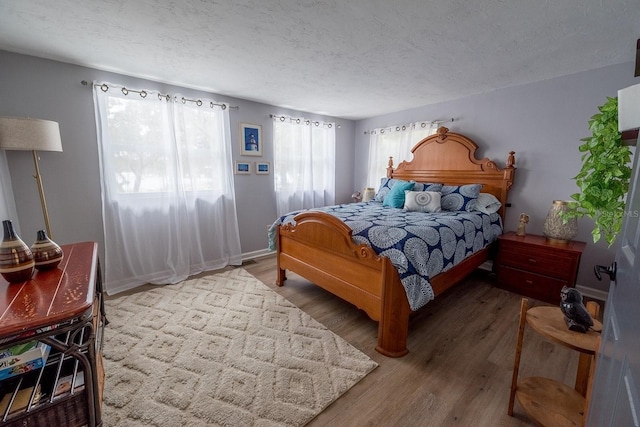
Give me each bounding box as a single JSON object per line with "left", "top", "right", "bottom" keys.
{"left": 525, "top": 280, "right": 533, "bottom": 285}
{"left": 528, "top": 258, "right": 537, "bottom": 264}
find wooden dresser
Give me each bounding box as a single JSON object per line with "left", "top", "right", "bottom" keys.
{"left": 495, "top": 232, "right": 586, "bottom": 305}
{"left": 0, "top": 242, "right": 105, "bottom": 427}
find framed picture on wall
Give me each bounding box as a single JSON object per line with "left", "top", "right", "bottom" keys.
{"left": 240, "top": 123, "right": 262, "bottom": 156}
{"left": 235, "top": 161, "right": 251, "bottom": 174}
{"left": 256, "top": 162, "right": 270, "bottom": 175}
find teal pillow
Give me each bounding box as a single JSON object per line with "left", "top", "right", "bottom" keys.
{"left": 382, "top": 180, "right": 415, "bottom": 208}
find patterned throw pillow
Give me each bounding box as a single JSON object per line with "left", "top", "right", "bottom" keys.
{"left": 403, "top": 191, "right": 442, "bottom": 213}
{"left": 382, "top": 180, "right": 415, "bottom": 208}
{"left": 441, "top": 184, "right": 483, "bottom": 212}
{"left": 374, "top": 178, "right": 399, "bottom": 202}
{"left": 374, "top": 179, "right": 442, "bottom": 202}
{"left": 412, "top": 182, "right": 444, "bottom": 193}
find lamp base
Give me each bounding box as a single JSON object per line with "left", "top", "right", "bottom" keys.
{"left": 31, "top": 230, "right": 63, "bottom": 270}
{"left": 0, "top": 220, "right": 35, "bottom": 283}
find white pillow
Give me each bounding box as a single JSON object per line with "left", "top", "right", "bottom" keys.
{"left": 475, "top": 193, "right": 502, "bottom": 214}
{"left": 403, "top": 191, "right": 442, "bottom": 213}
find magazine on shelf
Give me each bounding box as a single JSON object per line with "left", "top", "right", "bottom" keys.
{"left": 0, "top": 342, "right": 51, "bottom": 381}
{"left": 53, "top": 370, "right": 85, "bottom": 399}
{"left": 0, "top": 384, "right": 43, "bottom": 415}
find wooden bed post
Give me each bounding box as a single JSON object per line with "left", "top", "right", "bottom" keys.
{"left": 375, "top": 258, "right": 411, "bottom": 357}
{"left": 386, "top": 157, "right": 394, "bottom": 178}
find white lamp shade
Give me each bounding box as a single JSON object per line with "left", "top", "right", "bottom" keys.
{"left": 0, "top": 117, "right": 63, "bottom": 152}
{"left": 618, "top": 83, "right": 640, "bottom": 132}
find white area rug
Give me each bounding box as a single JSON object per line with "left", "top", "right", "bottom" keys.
{"left": 102, "top": 268, "right": 377, "bottom": 426}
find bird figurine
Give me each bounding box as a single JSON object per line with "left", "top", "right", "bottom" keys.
{"left": 560, "top": 286, "right": 594, "bottom": 333}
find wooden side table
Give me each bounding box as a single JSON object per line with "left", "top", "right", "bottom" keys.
{"left": 0, "top": 242, "right": 104, "bottom": 427}
{"left": 508, "top": 298, "right": 602, "bottom": 426}
{"left": 495, "top": 232, "right": 586, "bottom": 305}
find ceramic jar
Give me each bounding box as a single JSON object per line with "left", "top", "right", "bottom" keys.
{"left": 543, "top": 200, "right": 578, "bottom": 244}
{"left": 0, "top": 220, "right": 35, "bottom": 283}
{"left": 362, "top": 187, "right": 376, "bottom": 202}
{"left": 31, "top": 230, "right": 64, "bottom": 270}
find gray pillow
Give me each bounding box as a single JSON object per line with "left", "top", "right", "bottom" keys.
{"left": 475, "top": 192, "right": 502, "bottom": 214}
{"left": 403, "top": 191, "right": 442, "bottom": 213}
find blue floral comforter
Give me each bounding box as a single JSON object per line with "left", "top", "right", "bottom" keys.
{"left": 268, "top": 201, "right": 503, "bottom": 311}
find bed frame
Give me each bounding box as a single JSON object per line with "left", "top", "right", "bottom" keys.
{"left": 275, "top": 127, "right": 516, "bottom": 357}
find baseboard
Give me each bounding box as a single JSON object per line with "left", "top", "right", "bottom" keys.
{"left": 575, "top": 284, "right": 609, "bottom": 303}
{"left": 242, "top": 248, "right": 275, "bottom": 261}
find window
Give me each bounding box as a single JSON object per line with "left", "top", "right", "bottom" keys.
{"left": 93, "top": 83, "right": 241, "bottom": 293}
{"left": 103, "top": 95, "right": 228, "bottom": 195}
{"left": 366, "top": 122, "right": 438, "bottom": 187}
{"left": 273, "top": 117, "right": 336, "bottom": 216}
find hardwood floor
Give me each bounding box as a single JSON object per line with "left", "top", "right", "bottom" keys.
{"left": 242, "top": 255, "right": 596, "bottom": 426}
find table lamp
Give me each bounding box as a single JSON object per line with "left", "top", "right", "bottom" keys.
{"left": 0, "top": 117, "right": 63, "bottom": 238}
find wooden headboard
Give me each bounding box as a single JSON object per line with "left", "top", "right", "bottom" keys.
{"left": 387, "top": 127, "right": 516, "bottom": 220}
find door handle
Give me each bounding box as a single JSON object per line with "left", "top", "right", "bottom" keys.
{"left": 594, "top": 262, "right": 617, "bottom": 281}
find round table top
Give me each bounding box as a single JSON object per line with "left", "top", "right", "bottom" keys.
{"left": 526, "top": 306, "right": 602, "bottom": 354}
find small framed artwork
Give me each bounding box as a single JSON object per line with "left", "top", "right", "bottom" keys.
{"left": 235, "top": 161, "right": 251, "bottom": 175}
{"left": 256, "top": 162, "right": 270, "bottom": 175}
{"left": 240, "top": 123, "right": 262, "bottom": 156}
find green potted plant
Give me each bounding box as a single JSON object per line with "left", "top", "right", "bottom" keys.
{"left": 566, "top": 96, "right": 633, "bottom": 246}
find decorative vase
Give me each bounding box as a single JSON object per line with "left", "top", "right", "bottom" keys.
{"left": 362, "top": 187, "right": 375, "bottom": 202}
{"left": 31, "top": 230, "right": 64, "bottom": 271}
{"left": 0, "top": 220, "right": 35, "bottom": 283}
{"left": 543, "top": 200, "right": 578, "bottom": 244}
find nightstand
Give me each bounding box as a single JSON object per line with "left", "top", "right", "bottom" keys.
{"left": 495, "top": 232, "right": 586, "bottom": 305}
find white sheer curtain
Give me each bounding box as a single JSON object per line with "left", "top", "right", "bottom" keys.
{"left": 0, "top": 151, "right": 19, "bottom": 229}
{"left": 273, "top": 116, "right": 336, "bottom": 216}
{"left": 93, "top": 82, "right": 242, "bottom": 294}
{"left": 366, "top": 121, "right": 438, "bottom": 188}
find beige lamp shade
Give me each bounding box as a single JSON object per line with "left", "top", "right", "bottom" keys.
{"left": 0, "top": 116, "right": 63, "bottom": 239}
{"left": 0, "top": 117, "right": 63, "bottom": 152}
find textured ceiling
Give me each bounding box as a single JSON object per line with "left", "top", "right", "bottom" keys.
{"left": 0, "top": 0, "right": 638, "bottom": 120}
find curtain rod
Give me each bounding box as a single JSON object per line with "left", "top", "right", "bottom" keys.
{"left": 269, "top": 114, "right": 341, "bottom": 129}
{"left": 81, "top": 80, "right": 239, "bottom": 110}
{"left": 364, "top": 118, "right": 454, "bottom": 135}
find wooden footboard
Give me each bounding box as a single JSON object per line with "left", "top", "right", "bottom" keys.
{"left": 276, "top": 211, "right": 412, "bottom": 357}
{"left": 276, "top": 212, "right": 495, "bottom": 358}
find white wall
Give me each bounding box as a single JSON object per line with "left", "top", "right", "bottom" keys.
{"left": 354, "top": 62, "right": 639, "bottom": 294}
{"left": 0, "top": 50, "right": 355, "bottom": 266}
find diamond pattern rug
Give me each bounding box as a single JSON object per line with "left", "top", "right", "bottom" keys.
{"left": 101, "top": 268, "right": 377, "bottom": 426}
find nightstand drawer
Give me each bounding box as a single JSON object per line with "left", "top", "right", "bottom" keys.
{"left": 498, "top": 244, "right": 574, "bottom": 281}
{"left": 496, "top": 265, "right": 567, "bottom": 304}
{"left": 495, "top": 232, "right": 585, "bottom": 305}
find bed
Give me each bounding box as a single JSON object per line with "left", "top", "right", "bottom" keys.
{"left": 274, "top": 127, "right": 516, "bottom": 357}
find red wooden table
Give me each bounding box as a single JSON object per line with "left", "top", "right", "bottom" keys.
{"left": 0, "top": 241, "right": 103, "bottom": 427}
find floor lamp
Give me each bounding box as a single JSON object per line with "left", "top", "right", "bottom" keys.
{"left": 0, "top": 117, "right": 63, "bottom": 239}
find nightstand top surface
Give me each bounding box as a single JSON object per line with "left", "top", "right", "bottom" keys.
{"left": 499, "top": 231, "right": 586, "bottom": 253}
